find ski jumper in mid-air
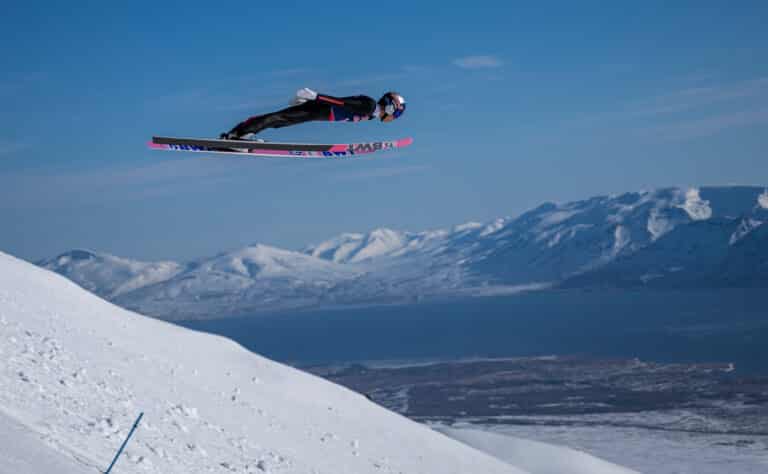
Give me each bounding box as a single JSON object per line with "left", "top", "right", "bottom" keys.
{"left": 221, "top": 88, "right": 406, "bottom": 140}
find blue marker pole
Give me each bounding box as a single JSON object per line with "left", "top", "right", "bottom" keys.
{"left": 104, "top": 412, "right": 144, "bottom": 474}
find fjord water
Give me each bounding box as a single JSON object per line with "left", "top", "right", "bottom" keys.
{"left": 180, "top": 289, "right": 768, "bottom": 373}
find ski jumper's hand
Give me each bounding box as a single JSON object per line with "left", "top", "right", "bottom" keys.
{"left": 291, "top": 88, "right": 319, "bottom": 105}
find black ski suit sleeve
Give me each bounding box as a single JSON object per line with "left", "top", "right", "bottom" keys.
{"left": 317, "top": 94, "right": 377, "bottom": 116}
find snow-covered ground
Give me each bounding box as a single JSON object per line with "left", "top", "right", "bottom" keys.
{"left": 0, "top": 411, "right": 92, "bottom": 474}
{"left": 0, "top": 250, "right": 635, "bottom": 473}
{"left": 40, "top": 185, "right": 768, "bottom": 320}
{"left": 435, "top": 426, "right": 638, "bottom": 474}
{"left": 454, "top": 423, "right": 768, "bottom": 474}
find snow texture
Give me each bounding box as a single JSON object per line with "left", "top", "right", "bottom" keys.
{"left": 474, "top": 422, "right": 768, "bottom": 474}
{"left": 730, "top": 218, "right": 763, "bottom": 245}
{"left": 759, "top": 189, "right": 768, "bottom": 210}
{"left": 2, "top": 250, "right": 638, "bottom": 474}
{"left": 437, "top": 426, "right": 638, "bottom": 474}
{"left": 610, "top": 225, "right": 631, "bottom": 258}
{"left": 678, "top": 188, "right": 712, "bottom": 220}
{"left": 0, "top": 411, "right": 90, "bottom": 474}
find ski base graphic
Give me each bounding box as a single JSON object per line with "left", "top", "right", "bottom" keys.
{"left": 149, "top": 136, "right": 413, "bottom": 158}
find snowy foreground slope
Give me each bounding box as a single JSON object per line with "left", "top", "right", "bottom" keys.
{"left": 0, "top": 411, "right": 86, "bottom": 474}
{"left": 42, "top": 185, "right": 768, "bottom": 319}
{"left": 435, "top": 427, "right": 637, "bottom": 474}
{"left": 0, "top": 251, "right": 633, "bottom": 474}
{"left": 0, "top": 251, "right": 517, "bottom": 474}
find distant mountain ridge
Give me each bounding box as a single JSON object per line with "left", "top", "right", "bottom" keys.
{"left": 40, "top": 186, "right": 768, "bottom": 320}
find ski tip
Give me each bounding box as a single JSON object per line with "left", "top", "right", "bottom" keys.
{"left": 147, "top": 140, "right": 165, "bottom": 150}
{"left": 397, "top": 137, "right": 414, "bottom": 147}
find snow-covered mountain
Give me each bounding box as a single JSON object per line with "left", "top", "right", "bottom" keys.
{"left": 307, "top": 186, "right": 768, "bottom": 286}
{"left": 113, "top": 244, "right": 365, "bottom": 320}
{"left": 560, "top": 187, "right": 768, "bottom": 288}
{"left": 0, "top": 250, "right": 635, "bottom": 474}
{"left": 561, "top": 216, "right": 768, "bottom": 288}
{"left": 38, "top": 249, "right": 183, "bottom": 299}
{"left": 41, "top": 186, "right": 768, "bottom": 320}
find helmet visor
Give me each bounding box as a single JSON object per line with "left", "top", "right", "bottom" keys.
{"left": 392, "top": 102, "right": 406, "bottom": 118}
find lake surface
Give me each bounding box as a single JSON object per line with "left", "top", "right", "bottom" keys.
{"left": 179, "top": 289, "right": 768, "bottom": 373}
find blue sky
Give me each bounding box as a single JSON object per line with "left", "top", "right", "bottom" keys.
{"left": 2, "top": 1, "right": 767, "bottom": 261}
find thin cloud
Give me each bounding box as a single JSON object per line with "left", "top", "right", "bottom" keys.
{"left": 628, "top": 77, "right": 768, "bottom": 118}
{"left": 0, "top": 158, "right": 259, "bottom": 210}
{"left": 671, "top": 71, "right": 719, "bottom": 85}
{"left": 332, "top": 165, "right": 431, "bottom": 182}
{"left": 150, "top": 79, "right": 296, "bottom": 111}
{"left": 0, "top": 82, "right": 20, "bottom": 96}
{"left": 453, "top": 55, "right": 503, "bottom": 69}
{"left": 0, "top": 71, "right": 45, "bottom": 97}
{"left": 641, "top": 108, "right": 768, "bottom": 142}
{"left": 148, "top": 88, "right": 219, "bottom": 109}
{"left": 335, "top": 72, "right": 409, "bottom": 88}
{"left": 0, "top": 140, "right": 28, "bottom": 156}
{"left": 435, "top": 103, "right": 463, "bottom": 112}
{"left": 268, "top": 68, "right": 311, "bottom": 76}
{"left": 401, "top": 65, "right": 433, "bottom": 74}
{"left": 217, "top": 95, "right": 288, "bottom": 112}
{"left": 560, "top": 76, "right": 768, "bottom": 131}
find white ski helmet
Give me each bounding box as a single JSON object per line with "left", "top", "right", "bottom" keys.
{"left": 379, "top": 92, "right": 406, "bottom": 121}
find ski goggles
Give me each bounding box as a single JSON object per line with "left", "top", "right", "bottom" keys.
{"left": 384, "top": 98, "right": 406, "bottom": 118}
{"left": 392, "top": 102, "right": 406, "bottom": 118}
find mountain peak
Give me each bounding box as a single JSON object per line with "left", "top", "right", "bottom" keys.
{"left": 367, "top": 227, "right": 402, "bottom": 239}
{"left": 43, "top": 249, "right": 100, "bottom": 267}
{"left": 454, "top": 221, "right": 483, "bottom": 232}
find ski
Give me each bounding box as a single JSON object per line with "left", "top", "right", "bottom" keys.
{"left": 148, "top": 136, "right": 413, "bottom": 158}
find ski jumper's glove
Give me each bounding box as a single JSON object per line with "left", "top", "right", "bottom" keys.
{"left": 291, "top": 88, "right": 319, "bottom": 105}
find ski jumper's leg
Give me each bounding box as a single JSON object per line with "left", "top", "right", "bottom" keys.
{"left": 229, "top": 102, "right": 330, "bottom": 137}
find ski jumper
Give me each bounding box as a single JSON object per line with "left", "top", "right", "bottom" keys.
{"left": 228, "top": 94, "right": 378, "bottom": 137}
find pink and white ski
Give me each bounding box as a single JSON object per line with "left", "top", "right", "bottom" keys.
{"left": 148, "top": 136, "right": 413, "bottom": 158}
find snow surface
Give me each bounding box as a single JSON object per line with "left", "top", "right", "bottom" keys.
{"left": 759, "top": 189, "right": 768, "bottom": 210}
{"left": 610, "top": 225, "right": 631, "bottom": 258}
{"left": 480, "top": 218, "right": 508, "bottom": 237}
{"left": 303, "top": 228, "right": 417, "bottom": 264}
{"left": 473, "top": 422, "right": 768, "bottom": 474}
{"left": 729, "top": 218, "right": 764, "bottom": 245}
{"left": 646, "top": 208, "right": 677, "bottom": 241}
{"left": 0, "top": 411, "right": 90, "bottom": 474}
{"left": 436, "top": 426, "right": 638, "bottom": 474}
{"left": 679, "top": 187, "right": 713, "bottom": 220}
{"left": 304, "top": 233, "right": 366, "bottom": 263}
{"left": 1, "top": 250, "right": 638, "bottom": 474}
{"left": 454, "top": 222, "right": 483, "bottom": 232}
{"left": 351, "top": 228, "right": 408, "bottom": 262}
